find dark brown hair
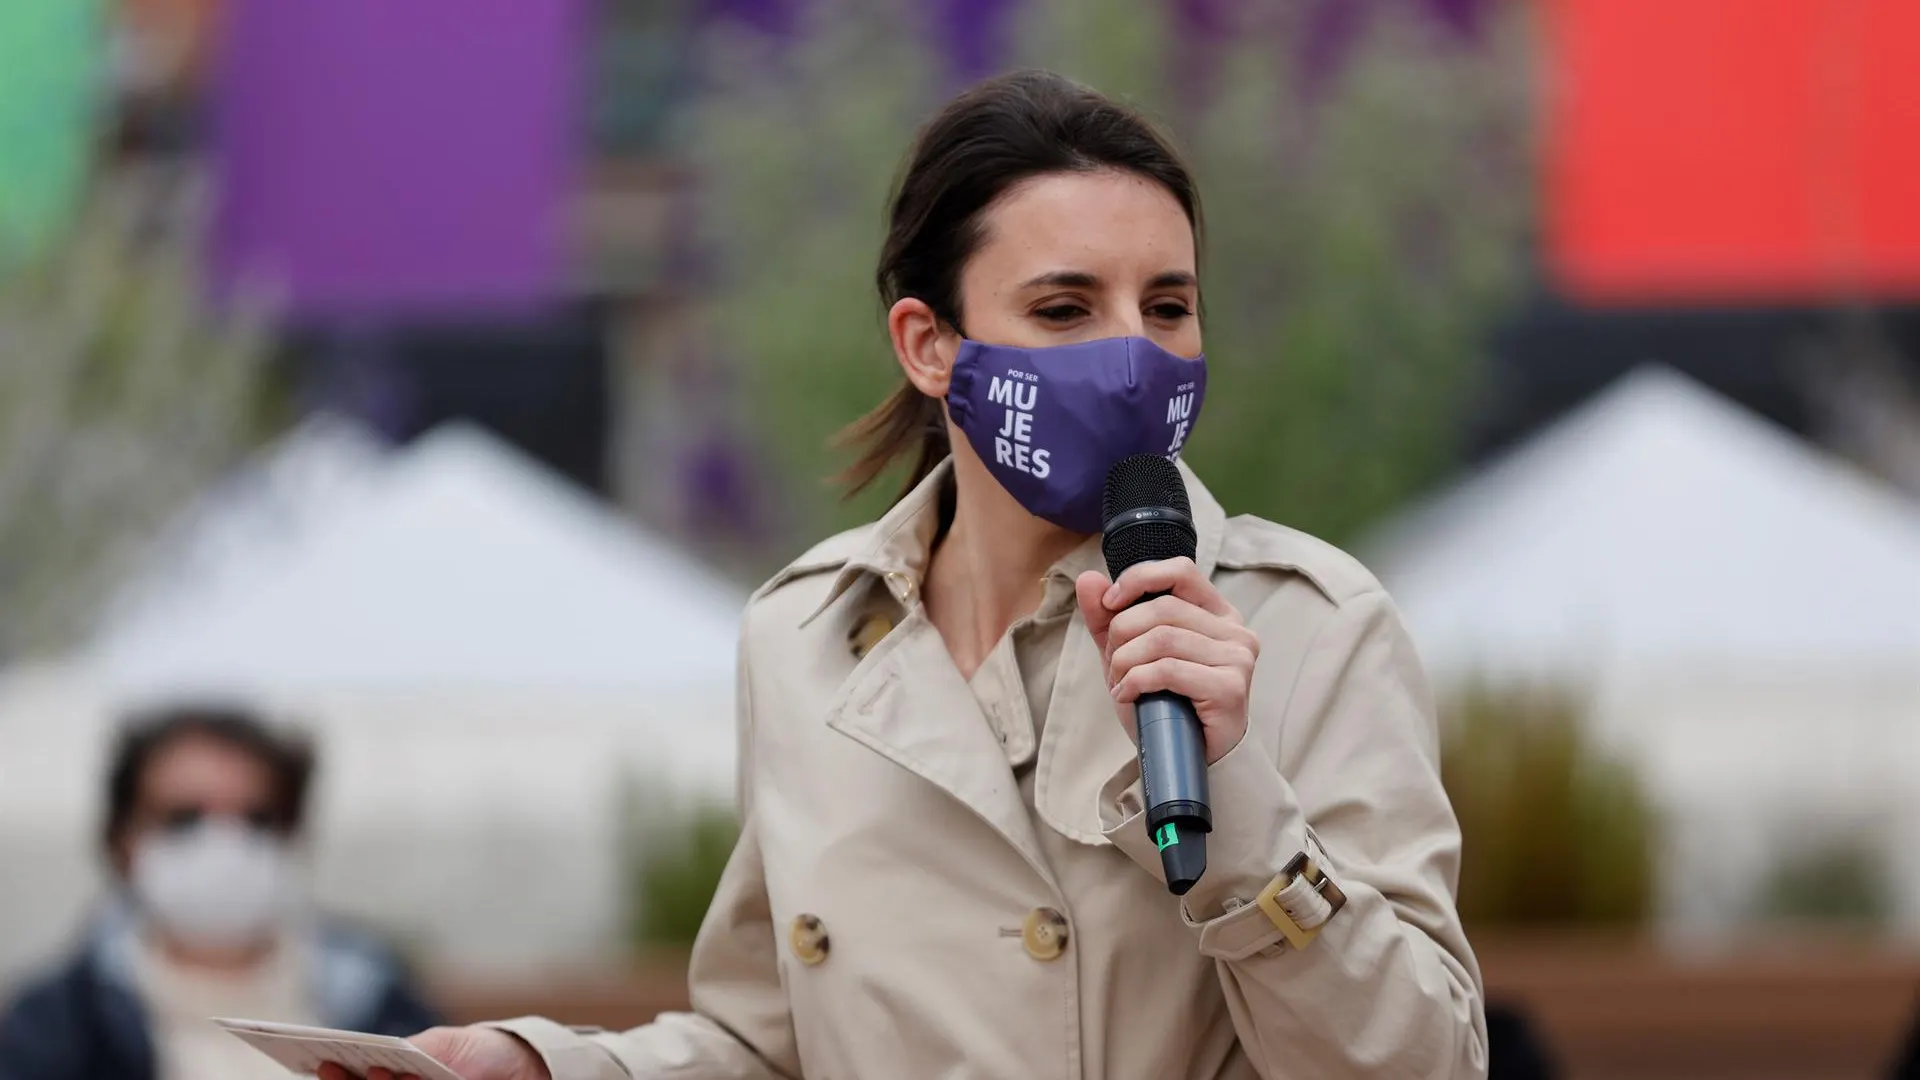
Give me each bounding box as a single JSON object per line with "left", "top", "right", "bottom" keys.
{"left": 104, "top": 703, "right": 316, "bottom": 852}
{"left": 836, "top": 69, "right": 1203, "bottom": 501}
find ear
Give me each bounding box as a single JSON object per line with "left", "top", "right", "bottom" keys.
{"left": 888, "top": 297, "right": 959, "bottom": 398}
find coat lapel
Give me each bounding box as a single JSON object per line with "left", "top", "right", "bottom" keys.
{"left": 1032, "top": 603, "right": 1141, "bottom": 846}
{"left": 824, "top": 605, "right": 1055, "bottom": 886}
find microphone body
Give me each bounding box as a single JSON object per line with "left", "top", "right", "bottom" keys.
{"left": 1101, "top": 455, "right": 1211, "bottom": 895}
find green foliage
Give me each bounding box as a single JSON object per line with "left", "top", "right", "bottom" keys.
{"left": 1756, "top": 834, "right": 1895, "bottom": 928}
{"left": 678, "top": 0, "right": 945, "bottom": 541}
{"left": 1441, "top": 683, "right": 1658, "bottom": 928}
{"left": 0, "top": 171, "right": 276, "bottom": 658}
{"left": 1011, "top": 0, "right": 1171, "bottom": 108}
{"left": 681, "top": 0, "right": 1532, "bottom": 558}
{"left": 630, "top": 798, "right": 742, "bottom": 950}
{"left": 1122, "top": 4, "right": 1531, "bottom": 546}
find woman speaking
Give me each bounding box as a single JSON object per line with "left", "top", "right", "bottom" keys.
{"left": 337, "top": 69, "right": 1487, "bottom": 1080}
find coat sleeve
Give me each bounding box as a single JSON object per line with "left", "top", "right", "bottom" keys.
{"left": 485, "top": 634, "right": 800, "bottom": 1080}
{"left": 1100, "top": 587, "right": 1489, "bottom": 1079}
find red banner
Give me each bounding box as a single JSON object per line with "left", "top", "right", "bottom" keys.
{"left": 1544, "top": 0, "right": 1920, "bottom": 303}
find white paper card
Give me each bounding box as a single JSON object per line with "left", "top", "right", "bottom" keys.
{"left": 213, "top": 1018, "right": 466, "bottom": 1079}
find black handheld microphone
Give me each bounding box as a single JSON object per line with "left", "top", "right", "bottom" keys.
{"left": 1101, "top": 454, "right": 1211, "bottom": 895}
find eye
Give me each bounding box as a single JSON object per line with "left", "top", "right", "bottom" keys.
{"left": 1149, "top": 302, "right": 1196, "bottom": 321}
{"left": 1033, "top": 304, "right": 1089, "bottom": 323}
{"left": 158, "top": 806, "right": 207, "bottom": 834}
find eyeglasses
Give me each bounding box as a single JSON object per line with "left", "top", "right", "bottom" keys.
{"left": 153, "top": 805, "right": 285, "bottom": 835}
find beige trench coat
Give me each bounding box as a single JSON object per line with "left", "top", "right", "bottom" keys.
{"left": 492, "top": 462, "right": 1488, "bottom": 1079}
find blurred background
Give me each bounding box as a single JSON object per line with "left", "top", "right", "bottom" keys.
{"left": 1, "top": 0, "right": 1918, "bottom": 1077}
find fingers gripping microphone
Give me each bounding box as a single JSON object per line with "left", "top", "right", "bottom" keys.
{"left": 1102, "top": 454, "right": 1210, "bottom": 895}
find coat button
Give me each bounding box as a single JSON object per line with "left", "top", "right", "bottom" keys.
{"left": 789, "top": 914, "right": 829, "bottom": 966}
{"left": 848, "top": 613, "right": 892, "bottom": 659}
{"left": 1021, "top": 907, "right": 1069, "bottom": 961}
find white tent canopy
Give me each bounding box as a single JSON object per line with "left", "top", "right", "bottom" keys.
{"left": 1362, "top": 366, "right": 1920, "bottom": 939}
{"left": 96, "top": 413, "right": 398, "bottom": 631}
{"left": 1365, "top": 365, "right": 1920, "bottom": 679}
{"left": 88, "top": 421, "right": 745, "bottom": 697}
{"left": 0, "top": 423, "right": 748, "bottom": 983}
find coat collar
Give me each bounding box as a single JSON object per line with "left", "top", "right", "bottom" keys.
{"left": 813, "top": 456, "right": 1228, "bottom": 861}
{"left": 800, "top": 456, "right": 1227, "bottom": 628}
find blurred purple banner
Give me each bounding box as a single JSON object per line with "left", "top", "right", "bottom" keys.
{"left": 932, "top": 0, "right": 1019, "bottom": 83}
{"left": 210, "top": 0, "right": 581, "bottom": 318}
{"left": 703, "top": 0, "right": 1492, "bottom": 84}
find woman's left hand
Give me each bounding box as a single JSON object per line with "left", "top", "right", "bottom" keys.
{"left": 1075, "top": 557, "right": 1259, "bottom": 765}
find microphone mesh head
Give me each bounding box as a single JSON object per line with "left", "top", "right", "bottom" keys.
{"left": 1101, "top": 454, "right": 1196, "bottom": 577}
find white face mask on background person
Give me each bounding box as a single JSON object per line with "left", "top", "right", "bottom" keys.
{"left": 130, "top": 819, "right": 298, "bottom": 950}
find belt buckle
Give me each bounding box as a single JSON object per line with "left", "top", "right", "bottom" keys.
{"left": 1254, "top": 851, "right": 1348, "bottom": 951}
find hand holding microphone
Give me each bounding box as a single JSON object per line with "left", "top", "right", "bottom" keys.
{"left": 1077, "top": 558, "right": 1256, "bottom": 761}
{"left": 1075, "top": 455, "right": 1261, "bottom": 895}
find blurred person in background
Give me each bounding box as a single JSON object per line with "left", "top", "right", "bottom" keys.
{"left": 329, "top": 69, "right": 1484, "bottom": 1080}
{"left": 1892, "top": 995, "right": 1920, "bottom": 1079}
{"left": 0, "top": 704, "right": 441, "bottom": 1080}
{"left": 1484, "top": 1003, "right": 1557, "bottom": 1080}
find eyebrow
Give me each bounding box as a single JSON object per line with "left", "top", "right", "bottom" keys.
{"left": 1018, "top": 269, "right": 1199, "bottom": 290}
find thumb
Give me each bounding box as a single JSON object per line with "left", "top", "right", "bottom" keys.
{"left": 409, "top": 1028, "right": 470, "bottom": 1057}
{"left": 1075, "top": 571, "right": 1116, "bottom": 661}
{"left": 409, "top": 1027, "right": 497, "bottom": 1072}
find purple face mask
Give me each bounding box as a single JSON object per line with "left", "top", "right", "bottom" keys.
{"left": 945, "top": 336, "right": 1206, "bottom": 534}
